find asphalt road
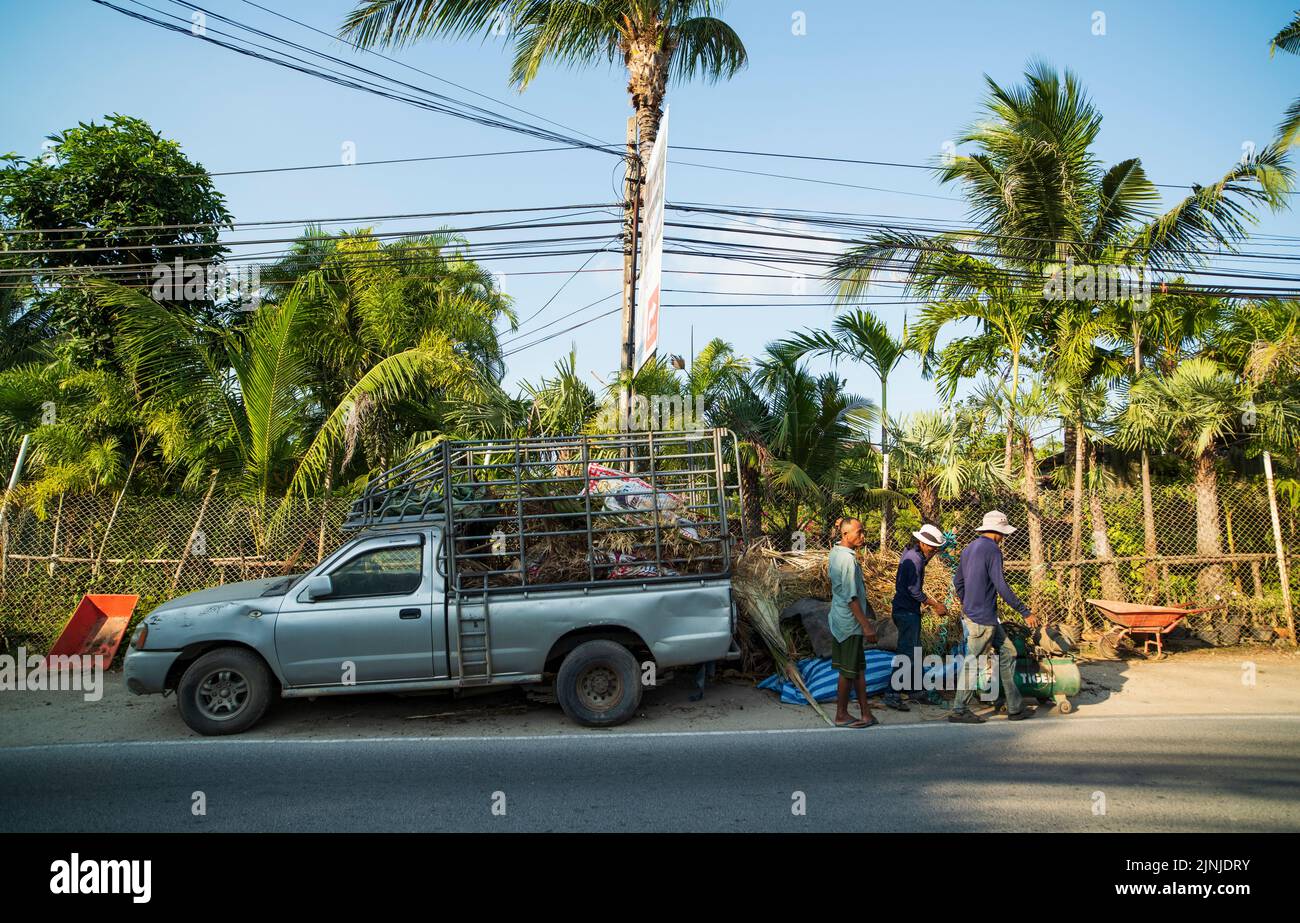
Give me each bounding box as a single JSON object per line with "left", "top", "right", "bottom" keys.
{"left": 3, "top": 713, "right": 1298, "bottom": 832}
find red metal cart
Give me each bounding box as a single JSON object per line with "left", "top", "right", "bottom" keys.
{"left": 47, "top": 594, "right": 139, "bottom": 664}
{"left": 1086, "top": 598, "right": 1221, "bottom": 660}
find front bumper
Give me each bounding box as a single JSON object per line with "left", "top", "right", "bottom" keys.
{"left": 123, "top": 649, "right": 183, "bottom": 695}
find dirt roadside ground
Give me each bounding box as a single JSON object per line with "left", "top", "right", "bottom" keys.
{"left": 1, "top": 647, "right": 1297, "bottom": 747}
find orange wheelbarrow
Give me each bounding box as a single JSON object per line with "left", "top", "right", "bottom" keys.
{"left": 1086, "top": 599, "right": 1222, "bottom": 660}
{"left": 47, "top": 594, "right": 140, "bottom": 665}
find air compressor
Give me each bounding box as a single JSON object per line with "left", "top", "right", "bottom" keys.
{"left": 965, "top": 623, "right": 1082, "bottom": 714}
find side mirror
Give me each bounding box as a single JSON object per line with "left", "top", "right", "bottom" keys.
{"left": 302, "top": 574, "right": 333, "bottom": 602}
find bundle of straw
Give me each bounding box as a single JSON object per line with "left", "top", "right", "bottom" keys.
{"left": 731, "top": 554, "right": 833, "bottom": 725}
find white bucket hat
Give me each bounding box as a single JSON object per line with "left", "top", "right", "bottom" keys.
{"left": 911, "top": 524, "right": 946, "bottom": 547}
{"left": 979, "top": 510, "right": 1017, "bottom": 535}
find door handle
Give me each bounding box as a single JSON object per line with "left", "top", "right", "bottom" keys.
{"left": 399, "top": 608, "right": 422, "bottom": 619}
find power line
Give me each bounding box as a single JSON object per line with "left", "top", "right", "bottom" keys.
{"left": 501, "top": 291, "right": 622, "bottom": 345}
{"left": 667, "top": 203, "right": 1300, "bottom": 260}
{"left": 668, "top": 159, "right": 961, "bottom": 201}
{"left": 513, "top": 244, "right": 617, "bottom": 329}
{"left": 92, "top": 0, "right": 620, "bottom": 157}
{"left": 1, "top": 203, "right": 618, "bottom": 236}
{"left": 501, "top": 308, "right": 622, "bottom": 358}
{"left": 672, "top": 144, "right": 1300, "bottom": 195}
{"left": 0, "top": 219, "right": 621, "bottom": 258}
{"left": 238, "top": 0, "right": 610, "bottom": 149}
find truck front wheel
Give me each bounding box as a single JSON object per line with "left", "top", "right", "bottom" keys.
{"left": 177, "top": 648, "right": 273, "bottom": 736}
{"left": 556, "top": 640, "right": 643, "bottom": 727}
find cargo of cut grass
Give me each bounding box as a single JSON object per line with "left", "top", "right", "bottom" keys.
{"left": 444, "top": 459, "right": 734, "bottom": 590}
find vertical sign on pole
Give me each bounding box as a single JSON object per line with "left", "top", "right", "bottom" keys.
{"left": 635, "top": 110, "right": 667, "bottom": 373}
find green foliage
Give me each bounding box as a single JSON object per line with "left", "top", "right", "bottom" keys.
{"left": 0, "top": 115, "right": 232, "bottom": 363}
{"left": 1273, "top": 10, "right": 1300, "bottom": 149}
{"left": 339, "top": 0, "right": 748, "bottom": 89}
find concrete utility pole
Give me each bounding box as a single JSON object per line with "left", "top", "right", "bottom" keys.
{"left": 0, "top": 433, "right": 31, "bottom": 534}
{"left": 619, "top": 115, "right": 642, "bottom": 429}
{"left": 1134, "top": 312, "right": 1159, "bottom": 599}
{"left": 1263, "top": 450, "right": 1296, "bottom": 646}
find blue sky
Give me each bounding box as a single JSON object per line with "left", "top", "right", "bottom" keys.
{"left": 3, "top": 0, "right": 1298, "bottom": 422}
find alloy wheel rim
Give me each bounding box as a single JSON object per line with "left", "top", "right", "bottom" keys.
{"left": 196, "top": 668, "right": 250, "bottom": 720}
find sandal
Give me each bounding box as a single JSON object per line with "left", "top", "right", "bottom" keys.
{"left": 836, "top": 716, "right": 873, "bottom": 728}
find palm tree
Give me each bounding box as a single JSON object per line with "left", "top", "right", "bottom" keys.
{"left": 447, "top": 349, "right": 598, "bottom": 439}
{"left": 776, "top": 308, "right": 907, "bottom": 548}
{"left": 1009, "top": 376, "right": 1058, "bottom": 612}
{"left": 1222, "top": 298, "right": 1300, "bottom": 641}
{"left": 911, "top": 289, "right": 1041, "bottom": 478}
{"left": 1272, "top": 11, "right": 1300, "bottom": 149}
{"left": 0, "top": 355, "right": 169, "bottom": 574}
{"left": 96, "top": 277, "right": 489, "bottom": 545}
{"left": 835, "top": 62, "right": 1291, "bottom": 595}
{"left": 1048, "top": 302, "right": 1127, "bottom": 602}
{"left": 339, "top": 0, "right": 747, "bottom": 167}
{"left": 1115, "top": 358, "right": 1251, "bottom": 600}
{"left": 256, "top": 229, "right": 515, "bottom": 476}
{"left": 744, "top": 350, "right": 874, "bottom": 548}
{"left": 0, "top": 275, "right": 52, "bottom": 373}
{"left": 889, "top": 407, "right": 1003, "bottom": 525}
{"left": 1107, "top": 291, "right": 1229, "bottom": 594}
{"left": 685, "top": 336, "right": 750, "bottom": 400}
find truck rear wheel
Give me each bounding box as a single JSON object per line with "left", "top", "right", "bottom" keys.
{"left": 556, "top": 640, "right": 643, "bottom": 727}
{"left": 177, "top": 648, "right": 273, "bottom": 736}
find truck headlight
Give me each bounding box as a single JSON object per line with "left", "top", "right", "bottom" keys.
{"left": 129, "top": 623, "right": 149, "bottom": 651}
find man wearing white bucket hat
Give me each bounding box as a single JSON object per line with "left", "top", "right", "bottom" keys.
{"left": 884, "top": 523, "right": 948, "bottom": 711}
{"left": 949, "top": 510, "right": 1040, "bottom": 723}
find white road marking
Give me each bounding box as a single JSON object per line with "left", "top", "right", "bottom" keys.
{"left": 1, "top": 711, "right": 1297, "bottom": 754}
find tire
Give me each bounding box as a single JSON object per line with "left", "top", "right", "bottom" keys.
{"left": 177, "top": 648, "right": 273, "bottom": 736}
{"left": 555, "top": 640, "right": 643, "bottom": 728}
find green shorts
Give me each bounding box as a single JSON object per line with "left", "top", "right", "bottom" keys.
{"left": 831, "top": 632, "right": 865, "bottom": 677}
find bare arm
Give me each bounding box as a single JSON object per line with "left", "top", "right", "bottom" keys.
{"left": 851, "top": 596, "right": 877, "bottom": 641}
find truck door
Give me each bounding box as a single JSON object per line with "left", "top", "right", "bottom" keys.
{"left": 275, "top": 533, "right": 435, "bottom": 687}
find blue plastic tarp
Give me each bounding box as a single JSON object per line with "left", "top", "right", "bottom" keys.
{"left": 757, "top": 647, "right": 971, "bottom": 705}
{"left": 757, "top": 651, "right": 896, "bottom": 705}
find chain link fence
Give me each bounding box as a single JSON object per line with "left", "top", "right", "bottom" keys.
{"left": 0, "top": 493, "right": 353, "bottom": 654}
{"left": 1, "top": 479, "right": 1295, "bottom": 655}
{"left": 869, "top": 481, "right": 1297, "bottom": 643}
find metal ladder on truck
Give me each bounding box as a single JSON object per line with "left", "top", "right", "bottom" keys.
{"left": 454, "top": 592, "right": 492, "bottom": 685}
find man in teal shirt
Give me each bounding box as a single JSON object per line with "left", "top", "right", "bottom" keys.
{"left": 828, "top": 517, "right": 878, "bottom": 728}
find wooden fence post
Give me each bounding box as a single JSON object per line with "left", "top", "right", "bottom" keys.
{"left": 93, "top": 441, "right": 146, "bottom": 577}
{"left": 48, "top": 494, "right": 64, "bottom": 576}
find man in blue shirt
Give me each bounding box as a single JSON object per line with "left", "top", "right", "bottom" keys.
{"left": 885, "top": 523, "right": 948, "bottom": 711}
{"left": 949, "top": 510, "right": 1040, "bottom": 723}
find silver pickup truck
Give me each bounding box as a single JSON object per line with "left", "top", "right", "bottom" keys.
{"left": 124, "top": 429, "right": 743, "bottom": 734}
